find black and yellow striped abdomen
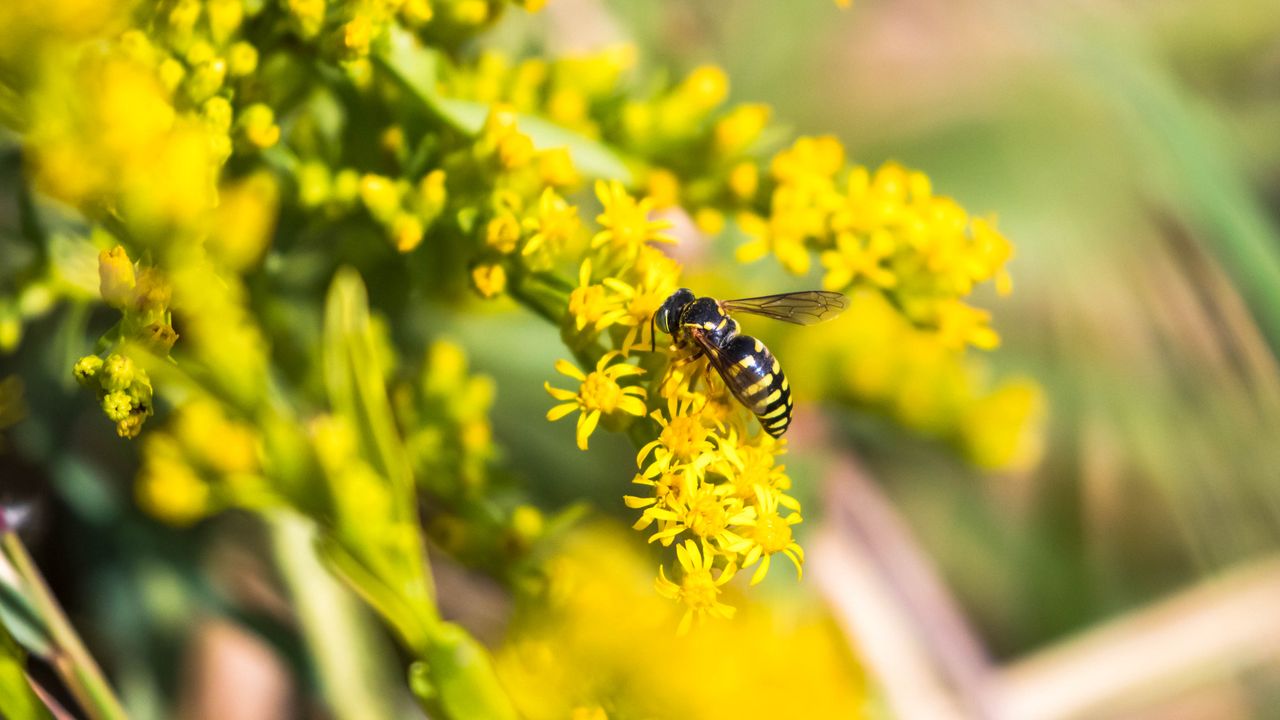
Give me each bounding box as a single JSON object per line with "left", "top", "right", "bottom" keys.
{"left": 721, "top": 334, "right": 793, "bottom": 437}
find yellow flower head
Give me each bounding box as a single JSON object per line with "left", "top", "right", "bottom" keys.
{"left": 591, "top": 180, "right": 675, "bottom": 261}
{"left": 655, "top": 540, "right": 737, "bottom": 635}
{"left": 521, "top": 188, "right": 579, "bottom": 260}
{"left": 566, "top": 259, "right": 627, "bottom": 336}
{"left": 636, "top": 396, "right": 717, "bottom": 477}
{"left": 645, "top": 472, "right": 753, "bottom": 551}
{"left": 734, "top": 486, "right": 804, "bottom": 585}
{"left": 820, "top": 229, "right": 897, "bottom": 291}
{"left": 545, "top": 352, "right": 647, "bottom": 450}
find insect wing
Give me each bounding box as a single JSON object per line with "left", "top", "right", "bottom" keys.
{"left": 687, "top": 328, "right": 761, "bottom": 412}
{"left": 719, "top": 291, "right": 849, "bottom": 325}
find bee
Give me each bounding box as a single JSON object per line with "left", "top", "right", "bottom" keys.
{"left": 652, "top": 289, "right": 849, "bottom": 437}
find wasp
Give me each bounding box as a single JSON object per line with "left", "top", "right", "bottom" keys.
{"left": 652, "top": 289, "right": 849, "bottom": 437}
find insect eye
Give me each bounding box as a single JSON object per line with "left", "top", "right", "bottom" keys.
{"left": 655, "top": 309, "right": 670, "bottom": 334}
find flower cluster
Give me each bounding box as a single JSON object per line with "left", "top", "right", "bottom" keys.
{"left": 135, "top": 399, "right": 264, "bottom": 524}
{"left": 528, "top": 178, "right": 806, "bottom": 629}
{"left": 71, "top": 246, "right": 179, "bottom": 437}
{"left": 735, "top": 137, "right": 1015, "bottom": 349}
{"left": 494, "top": 524, "right": 865, "bottom": 718}
{"left": 783, "top": 289, "right": 1045, "bottom": 470}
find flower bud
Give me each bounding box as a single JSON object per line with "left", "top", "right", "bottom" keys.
{"left": 360, "top": 174, "right": 400, "bottom": 222}
{"left": 98, "top": 246, "right": 136, "bottom": 309}
{"left": 471, "top": 263, "right": 507, "bottom": 299}
{"left": 101, "top": 353, "right": 135, "bottom": 392}
{"left": 103, "top": 390, "right": 134, "bottom": 422}
{"left": 418, "top": 170, "right": 447, "bottom": 216}
{"left": 227, "top": 42, "right": 259, "bottom": 78}
{"left": 485, "top": 214, "right": 521, "bottom": 254}
{"left": 73, "top": 355, "right": 104, "bottom": 388}
{"left": 238, "top": 103, "right": 279, "bottom": 149}
{"left": 391, "top": 213, "right": 425, "bottom": 253}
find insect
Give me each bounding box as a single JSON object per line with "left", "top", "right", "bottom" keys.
{"left": 652, "top": 289, "right": 849, "bottom": 437}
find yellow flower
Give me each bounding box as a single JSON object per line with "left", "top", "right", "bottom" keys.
{"left": 645, "top": 472, "right": 753, "bottom": 550}
{"left": 98, "top": 246, "right": 136, "bottom": 308}
{"left": 521, "top": 188, "right": 578, "bottom": 259}
{"left": 723, "top": 439, "right": 795, "bottom": 503}
{"left": 545, "top": 352, "right": 647, "bottom": 450}
{"left": 636, "top": 396, "right": 717, "bottom": 477}
{"left": 819, "top": 229, "right": 897, "bottom": 290}
{"left": 537, "top": 147, "right": 579, "bottom": 188}
{"left": 713, "top": 103, "right": 770, "bottom": 157}
{"left": 734, "top": 486, "right": 804, "bottom": 585}
{"left": 624, "top": 468, "right": 688, "bottom": 520}
{"left": 646, "top": 168, "right": 680, "bottom": 210}
{"left": 240, "top": 103, "right": 281, "bottom": 149}
{"left": 936, "top": 299, "right": 999, "bottom": 350}
{"left": 728, "top": 161, "right": 759, "bottom": 201}
{"left": 566, "top": 259, "right": 627, "bottom": 335}
{"left": 486, "top": 212, "right": 522, "bottom": 253}
{"left": 136, "top": 434, "right": 210, "bottom": 526}
{"left": 655, "top": 540, "right": 737, "bottom": 634}
{"left": 591, "top": 180, "right": 675, "bottom": 261}
{"left": 392, "top": 212, "right": 425, "bottom": 253}
{"left": 471, "top": 263, "right": 507, "bottom": 298}
{"left": 602, "top": 251, "right": 678, "bottom": 355}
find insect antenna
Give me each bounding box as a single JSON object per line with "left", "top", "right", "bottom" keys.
{"left": 650, "top": 312, "right": 657, "bottom": 353}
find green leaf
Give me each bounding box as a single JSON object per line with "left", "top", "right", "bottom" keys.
{"left": 377, "top": 29, "right": 637, "bottom": 184}
{"left": 0, "top": 623, "right": 52, "bottom": 720}
{"left": 313, "top": 532, "right": 429, "bottom": 654}
{"left": 323, "top": 267, "right": 417, "bottom": 503}
{"left": 0, "top": 579, "right": 53, "bottom": 658}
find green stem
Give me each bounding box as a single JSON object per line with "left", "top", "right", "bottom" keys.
{"left": 0, "top": 533, "right": 127, "bottom": 720}
{"left": 268, "top": 514, "right": 401, "bottom": 720}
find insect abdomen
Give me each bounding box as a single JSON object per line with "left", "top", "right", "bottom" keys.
{"left": 722, "top": 335, "right": 793, "bottom": 437}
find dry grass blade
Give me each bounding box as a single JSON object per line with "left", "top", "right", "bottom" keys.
{"left": 812, "top": 453, "right": 998, "bottom": 720}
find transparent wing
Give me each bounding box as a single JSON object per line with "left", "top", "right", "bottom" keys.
{"left": 719, "top": 290, "right": 849, "bottom": 325}
{"left": 687, "top": 328, "right": 758, "bottom": 412}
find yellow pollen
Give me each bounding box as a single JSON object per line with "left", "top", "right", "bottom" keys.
{"left": 580, "top": 372, "right": 623, "bottom": 412}
{"left": 661, "top": 415, "right": 706, "bottom": 461}
{"left": 753, "top": 514, "right": 793, "bottom": 554}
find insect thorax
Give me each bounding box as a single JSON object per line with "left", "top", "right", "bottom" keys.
{"left": 680, "top": 297, "right": 738, "bottom": 346}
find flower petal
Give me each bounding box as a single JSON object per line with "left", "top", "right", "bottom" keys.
{"left": 546, "top": 402, "right": 578, "bottom": 422}
{"left": 575, "top": 409, "right": 601, "bottom": 450}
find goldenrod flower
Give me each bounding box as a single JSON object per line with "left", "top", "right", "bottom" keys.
{"left": 392, "top": 213, "right": 425, "bottom": 253}
{"left": 521, "top": 188, "right": 578, "bottom": 259}
{"left": 655, "top": 540, "right": 737, "bottom": 634}
{"left": 820, "top": 229, "right": 897, "bottom": 290}
{"left": 636, "top": 396, "right": 717, "bottom": 477}
{"left": 936, "top": 299, "right": 999, "bottom": 350}
{"left": 98, "top": 246, "right": 136, "bottom": 308}
{"left": 645, "top": 473, "right": 753, "bottom": 551}
{"left": 733, "top": 486, "right": 804, "bottom": 585}
{"left": 591, "top": 180, "right": 674, "bottom": 260}
{"left": 713, "top": 103, "right": 770, "bottom": 157}
{"left": 472, "top": 263, "right": 507, "bottom": 299}
{"left": 566, "top": 259, "right": 626, "bottom": 335}
{"left": 545, "top": 352, "right": 647, "bottom": 450}
{"left": 486, "top": 212, "right": 522, "bottom": 253}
